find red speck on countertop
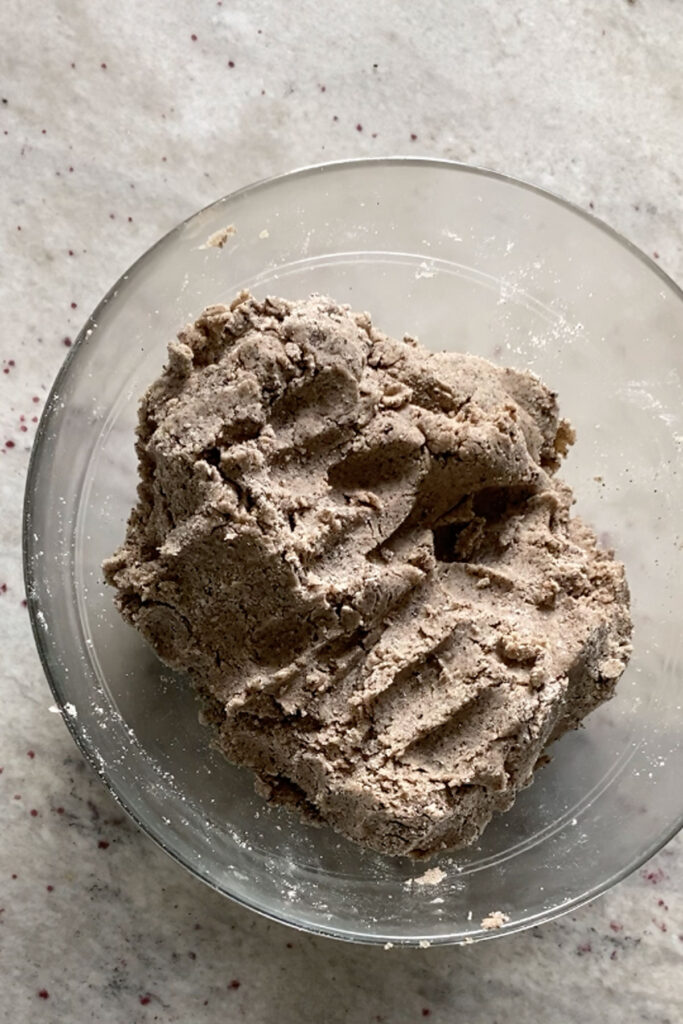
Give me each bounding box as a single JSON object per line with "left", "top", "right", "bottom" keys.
{"left": 46, "top": 884, "right": 54, "bottom": 892}
{"left": 139, "top": 994, "right": 151, "bottom": 1005}
{"left": 609, "top": 921, "right": 623, "bottom": 933}
{"left": 98, "top": 840, "right": 110, "bottom": 849}
{"left": 27, "top": 750, "right": 35, "bottom": 759}
{"left": 30, "top": 809, "right": 38, "bottom": 817}
{"left": 642, "top": 867, "right": 666, "bottom": 884}
{"left": 63, "top": 337, "right": 72, "bottom": 347}
{"left": 191, "top": 33, "right": 198, "bottom": 41}
{"left": 228, "top": 979, "right": 240, "bottom": 990}
{"left": 356, "top": 123, "right": 363, "bottom": 132}
{"left": 576, "top": 941, "right": 592, "bottom": 955}
{"left": 38, "top": 989, "right": 49, "bottom": 1000}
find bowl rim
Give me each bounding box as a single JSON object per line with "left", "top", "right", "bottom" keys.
{"left": 22, "top": 156, "right": 683, "bottom": 946}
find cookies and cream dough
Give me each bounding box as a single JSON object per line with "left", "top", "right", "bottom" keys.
{"left": 103, "top": 293, "right": 632, "bottom": 857}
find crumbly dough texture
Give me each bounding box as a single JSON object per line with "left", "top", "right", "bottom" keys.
{"left": 104, "top": 293, "right": 632, "bottom": 857}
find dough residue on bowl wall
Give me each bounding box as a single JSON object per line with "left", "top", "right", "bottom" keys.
{"left": 481, "top": 910, "right": 510, "bottom": 930}
{"left": 201, "top": 224, "right": 237, "bottom": 249}
{"left": 411, "top": 867, "right": 447, "bottom": 887}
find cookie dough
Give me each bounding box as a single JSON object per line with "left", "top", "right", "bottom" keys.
{"left": 103, "top": 293, "right": 632, "bottom": 857}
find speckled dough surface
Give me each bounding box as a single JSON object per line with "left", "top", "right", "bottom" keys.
{"left": 104, "top": 293, "right": 632, "bottom": 857}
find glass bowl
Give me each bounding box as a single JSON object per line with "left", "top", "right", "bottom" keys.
{"left": 24, "top": 159, "right": 683, "bottom": 945}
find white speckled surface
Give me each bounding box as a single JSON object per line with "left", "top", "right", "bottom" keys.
{"left": 1, "top": 1, "right": 682, "bottom": 1020}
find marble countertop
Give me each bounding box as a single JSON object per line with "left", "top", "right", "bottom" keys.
{"left": 1, "top": 1, "right": 681, "bottom": 1021}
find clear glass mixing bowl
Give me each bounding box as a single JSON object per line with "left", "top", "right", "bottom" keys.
{"left": 23, "top": 159, "right": 683, "bottom": 945}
